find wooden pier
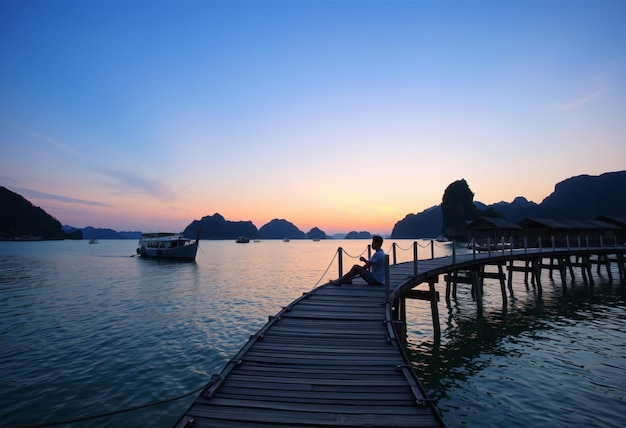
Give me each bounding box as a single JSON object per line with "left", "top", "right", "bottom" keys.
{"left": 175, "top": 275, "right": 444, "bottom": 427}
{"left": 176, "top": 242, "right": 626, "bottom": 427}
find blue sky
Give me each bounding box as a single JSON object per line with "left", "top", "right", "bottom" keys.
{"left": 1, "top": 0, "right": 625, "bottom": 234}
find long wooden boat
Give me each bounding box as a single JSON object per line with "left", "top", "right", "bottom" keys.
{"left": 136, "top": 232, "right": 199, "bottom": 260}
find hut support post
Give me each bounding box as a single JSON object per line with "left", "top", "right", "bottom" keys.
{"left": 498, "top": 263, "right": 507, "bottom": 305}
{"left": 472, "top": 269, "right": 483, "bottom": 313}
{"left": 507, "top": 260, "right": 515, "bottom": 296}
{"left": 567, "top": 255, "right": 575, "bottom": 279}
{"left": 532, "top": 258, "right": 543, "bottom": 296}
{"left": 428, "top": 279, "right": 441, "bottom": 340}
{"left": 559, "top": 257, "right": 567, "bottom": 290}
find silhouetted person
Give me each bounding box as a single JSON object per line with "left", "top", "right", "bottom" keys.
{"left": 331, "top": 235, "right": 385, "bottom": 285}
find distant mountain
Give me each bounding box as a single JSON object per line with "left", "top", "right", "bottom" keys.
{"left": 485, "top": 197, "right": 541, "bottom": 222}
{"left": 184, "top": 213, "right": 258, "bottom": 240}
{"left": 391, "top": 171, "right": 626, "bottom": 239}
{"left": 69, "top": 226, "right": 142, "bottom": 240}
{"left": 0, "top": 186, "right": 82, "bottom": 240}
{"left": 307, "top": 227, "right": 328, "bottom": 240}
{"left": 344, "top": 231, "right": 373, "bottom": 239}
{"left": 259, "top": 219, "right": 307, "bottom": 239}
{"left": 539, "top": 171, "right": 626, "bottom": 219}
{"left": 391, "top": 206, "right": 443, "bottom": 239}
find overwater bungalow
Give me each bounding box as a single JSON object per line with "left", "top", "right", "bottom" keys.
{"left": 466, "top": 217, "right": 522, "bottom": 247}
{"left": 595, "top": 215, "right": 626, "bottom": 245}
{"left": 518, "top": 217, "right": 620, "bottom": 247}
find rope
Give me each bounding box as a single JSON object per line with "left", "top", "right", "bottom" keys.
{"left": 8, "top": 382, "right": 208, "bottom": 428}
{"left": 341, "top": 247, "right": 368, "bottom": 259}
{"left": 312, "top": 249, "right": 338, "bottom": 288}
{"left": 392, "top": 243, "right": 413, "bottom": 251}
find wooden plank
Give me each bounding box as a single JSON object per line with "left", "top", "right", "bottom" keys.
{"left": 223, "top": 375, "right": 410, "bottom": 388}
{"left": 186, "top": 404, "right": 439, "bottom": 427}
{"left": 241, "top": 352, "right": 404, "bottom": 364}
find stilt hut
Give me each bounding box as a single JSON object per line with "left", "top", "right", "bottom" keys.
{"left": 595, "top": 215, "right": 626, "bottom": 245}
{"left": 466, "top": 217, "right": 522, "bottom": 247}
{"left": 518, "top": 218, "right": 620, "bottom": 247}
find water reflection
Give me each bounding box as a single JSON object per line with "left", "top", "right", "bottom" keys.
{"left": 405, "top": 270, "right": 626, "bottom": 427}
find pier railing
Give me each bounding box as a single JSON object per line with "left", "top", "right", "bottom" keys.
{"left": 334, "top": 236, "right": 625, "bottom": 345}
{"left": 335, "top": 235, "right": 626, "bottom": 305}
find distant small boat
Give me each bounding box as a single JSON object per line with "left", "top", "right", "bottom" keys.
{"left": 283, "top": 237, "right": 290, "bottom": 242}
{"left": 136, "top": 232, "right": 199, "bottom": 260}
{"left": 435, "top": 235, "right": 450, "bottom": 242}
{"left": 89, "top": 237, "right": 99, "bottom": 244}
{"left": 236, "top": 236, "right": 250, "bottom": 243}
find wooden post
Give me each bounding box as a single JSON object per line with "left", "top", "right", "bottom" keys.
{"left": 559, "top": 257, "right": 567, "bottom": 290}
{"left": 507, "top": 260, "right": 515, "bottom": 295}
{"left": 413, "top": 241, "right": 418, "bottom": 277}
{"left": 617, "top": 252, "right": 625, "bottom": 281}
{"left": 498, "top": 263, "right": 507, "bottom": 305}
{"left": 430, "top": 240, "right": 434, "bottom": 259}
{"left": 428, "top": 279, "right": 441, "bottom": 340}
{"left": 452, "top": 240, "right": 456, "bottom": 264}
{"left": 567, "top": 255, "right": 575, "bottom": 279}
{"left": 548, "top": 257, "right": 554, "bottom": 280}
{"left": 392, "top": 243, "right": 397, "bottom": 265}
{"left": 605, "top": 255, "right": 613, "bottom": 283}
{"left": 394, "top": 297, "right": 407, "bottom": 347}
{"left": 473, "top": 269, "right": 483, "bottom": 313}
{"left": 338, "top": 247, "right": 343, "bottom": 278}
{"left": 533, "top": 258, "right": 543, "bottom": 296}
{"left": 385, "top": 255, "right": 390, "bottom": 304}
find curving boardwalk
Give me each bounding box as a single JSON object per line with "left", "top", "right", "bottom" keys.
{"left": 175, "top": 278, "right": 443, "bottom": 427}
{"left": 176, "top": 245, "right": 625, "bottom": 428}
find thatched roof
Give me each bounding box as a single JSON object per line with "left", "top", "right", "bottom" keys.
{"left": 519, "top": 218, "right": 620, "bottom": 230}
{"left": 466, "top": 217, "right": 521, "bottom": 230}
{"left": 595, "top": 215, "right": 626, "bottom": 227}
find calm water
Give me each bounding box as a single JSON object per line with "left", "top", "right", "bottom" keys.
{"left": 0, "top": 240, "right": 624, "bottom": 427}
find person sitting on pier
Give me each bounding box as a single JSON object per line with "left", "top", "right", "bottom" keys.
{"left": 331, "top": 235, "right": 386, "bottom": 285}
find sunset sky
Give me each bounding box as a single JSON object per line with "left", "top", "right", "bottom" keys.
{"left": 1, "top": 0, "right": 625, "bottom": 235}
